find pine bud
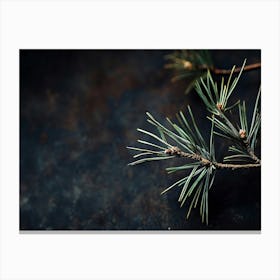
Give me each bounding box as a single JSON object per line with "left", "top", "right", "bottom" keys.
{"left": 239, "top": 129, "right": 246, "bottom": 139}
{"left": 182, "top": 60, "right": 193, "bottom": 70}
{"left": 216, "top": 103, "right": 223, "bottom": 111}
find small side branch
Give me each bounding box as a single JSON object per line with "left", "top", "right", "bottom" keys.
{"left": 165, "top": 146, "right": 261, "bottom": 170}
{"left": 210, "top": 62, "right": 261, "bottom": 75}
{"left": 214, "top": 162, "right": 261, "bottom": 169}
{"left": 243, "top": 140, "right": 261, "bottom": 164}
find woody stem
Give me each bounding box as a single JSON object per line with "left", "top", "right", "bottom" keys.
{"left": 210, "top": 62, "right": 261, "bottom": 75}
{"left": 166, "top": 148, "right": 261, "bottom": 170}
{"left": 243, "top": 140, "right": 261, "bottom": 164}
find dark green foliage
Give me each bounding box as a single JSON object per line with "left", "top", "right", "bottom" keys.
{"left": 165, "top": 50, "right": 213, "bottom": 94}
{"left": 128, "top": 58, "right": 261, "bottom": 224}
{"left": 128, "top": 109, "right": 217, "bottom": 224}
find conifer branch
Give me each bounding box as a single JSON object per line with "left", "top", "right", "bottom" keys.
{"left": 127, "top": 55, "right": 261, "bottom": 225}
{"left": 209, "top": 62, "right": 261, "bottom": 75}
{"left": 164, "top": 146, "right": 261, "bottom": 170}
{"left": 243, "top": 139, "right": 261, "bottom": 164}
{"left": 165, "top": 50, "right": 261, "bottom": 93}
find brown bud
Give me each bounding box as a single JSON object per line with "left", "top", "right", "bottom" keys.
{"left": 182, "top": 60, "right": 193, "bottom": 70}
{"left": 216, "top": 103, "right": 223, "bottom": 111}
{"left": 239, "top": 129, "right": 246, "bottom": 139}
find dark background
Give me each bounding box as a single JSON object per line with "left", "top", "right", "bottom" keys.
{"left": 20, "top": 50, "right": 261, "bottom": 230}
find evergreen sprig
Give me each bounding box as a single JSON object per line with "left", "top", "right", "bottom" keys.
{"left": 195, "top": 59, "right": 246, "bottom": 114}
{"left": 166, "top": 50, "right": 261, "bottom": 94}
{"left": 127, "top": 108, "right": 216, "bottom": 224}
{"left": 165, "top": 50, "right": 213, "bottom": 94}
{"left": 127, "top": 58, "right": 261, "bottom": 225}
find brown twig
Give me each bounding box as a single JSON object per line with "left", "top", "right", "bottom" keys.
{"left": 210, "top": 62, "right": 261, "bottom": 75}
{"left": 165, "top": 146, "right": 261, "bottom": 170}
{"left": 243, "top": 140, "right": 261, "bottom": 164}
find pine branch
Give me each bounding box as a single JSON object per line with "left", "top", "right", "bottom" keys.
{"left": 195, "top": 60, "right": 247, "bottom": 115}
{"left": 165, "top": 50, "right": 260, "bottom": 94}
{"left": 128, "top": 53, "right": 261, "bottom": 225}
{"left": 215, "top": 111, "right": 261, "bottom": 164}
{"left": 242, "top": 139, "right": 261, "bottom": 164}
{"left": 197, "top": 65, "right": 261, "bottom": 165}
{"left": 164, "top": 146, "right": 261, "bottom": 170}
{"left": 210, "top": 62, "right": 261, "bottom": 75}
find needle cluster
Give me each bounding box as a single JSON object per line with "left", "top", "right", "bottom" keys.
{"left": 127, "top": 57, "right": 261, "bottom": 224}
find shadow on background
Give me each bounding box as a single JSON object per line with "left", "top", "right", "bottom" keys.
{"left": 20, "top": 50, "right": 261, "bottom": 230}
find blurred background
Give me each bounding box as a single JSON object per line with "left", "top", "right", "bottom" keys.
{"left": 20, "top": 50, "right": 261, "bottom": 230}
